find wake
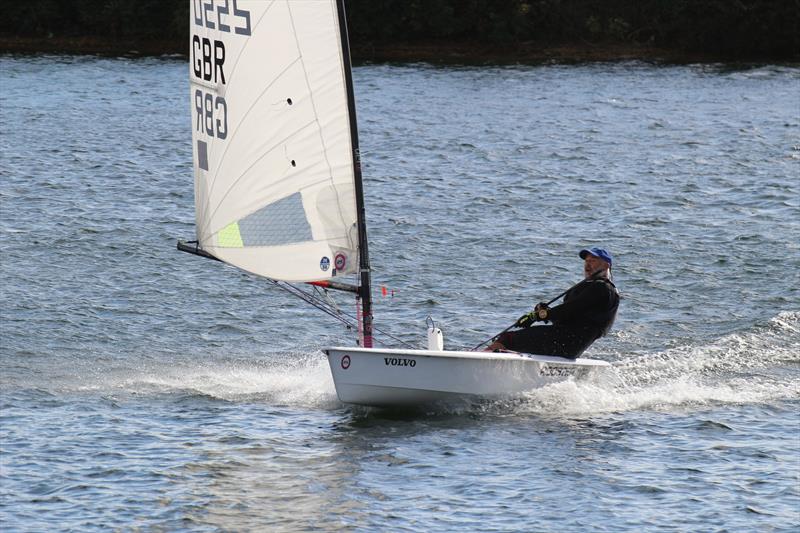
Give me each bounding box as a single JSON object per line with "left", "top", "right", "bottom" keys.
{"left": 515, "top": 311, "right": 800, "bottom": 415}
{"left": 67, "top": 312, "right": 799, "bottom": 415}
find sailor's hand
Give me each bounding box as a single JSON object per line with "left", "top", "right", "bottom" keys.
{"left": 534, "top": 302, "right": 550, "bottom": 321}
{"left": 515, "top": 312, "right": 536, "bottom": 328}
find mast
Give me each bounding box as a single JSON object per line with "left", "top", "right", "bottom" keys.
{"left": 336, "top": 0, "right": 372, "bottom": 347}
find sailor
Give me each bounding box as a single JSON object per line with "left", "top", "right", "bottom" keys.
{"left": 486, "top": 248, "right": 619, "bottom": 358}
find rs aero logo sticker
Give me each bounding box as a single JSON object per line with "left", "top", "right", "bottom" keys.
{"left": 341, "top": 355, "right": 351, "bottom": 369}
{"left": 334, "top": 253, "right": 346, "bottom": 270}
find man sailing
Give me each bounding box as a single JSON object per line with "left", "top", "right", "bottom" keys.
{"left": 486, "top": 248, "right": 619, "bottom": 359}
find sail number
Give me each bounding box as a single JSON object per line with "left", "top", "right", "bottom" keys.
{"left": 191, "top": 1, "right": 251, "bottom": 143}
{"left": 195, "top": 90, "right": 227, "bottom": 140}
{"left": 192, "top": 0, "right": 251, "bottom": 35}
{"left": 192, "top": 37, "right": 226, "bottom": 84}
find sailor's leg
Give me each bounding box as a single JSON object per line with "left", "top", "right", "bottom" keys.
{"left": 501, "top": 326, "right": 593, "bottom": 358}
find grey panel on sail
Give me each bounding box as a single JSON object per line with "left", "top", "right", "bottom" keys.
{"left": 197, "top": 140, "right": 209, "bottom": 171}
{"left": 239, "top": 192, "right": 312, "bottom": 246}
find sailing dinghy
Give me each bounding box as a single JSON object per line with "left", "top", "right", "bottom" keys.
{"left": 178, "top": 0, "right": 609, "bottom": 407}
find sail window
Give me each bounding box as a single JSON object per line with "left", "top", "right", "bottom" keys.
{"left": 216, "top": 192, "right": 312, "bottom": 248}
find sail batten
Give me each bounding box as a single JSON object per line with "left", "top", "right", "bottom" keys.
{"left": 188, "top": 0, "right": 362, "bottom": 283}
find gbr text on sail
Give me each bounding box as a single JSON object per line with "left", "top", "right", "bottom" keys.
{"left": 191, "top": 1, "right": 252, "bottom": 142}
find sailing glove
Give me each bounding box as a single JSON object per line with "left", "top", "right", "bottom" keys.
{"left": 515, "top": 312, "right": 536, "bottom": 328}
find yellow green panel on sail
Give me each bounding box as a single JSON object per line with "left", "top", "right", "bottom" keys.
{"left": 217, "top": 221, "right": 243, "bottom": 248}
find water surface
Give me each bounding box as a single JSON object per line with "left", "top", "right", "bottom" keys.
{"left": 1, "top": 56, "right": 799, "bottom": 531}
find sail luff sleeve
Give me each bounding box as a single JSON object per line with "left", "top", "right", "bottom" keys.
{"left": 336, "top": 0, "right": 372, "bottom": 347}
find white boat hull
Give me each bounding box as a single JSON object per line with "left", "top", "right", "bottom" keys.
{"left": 324, "top": 347, "right": 610, "bottom": 407}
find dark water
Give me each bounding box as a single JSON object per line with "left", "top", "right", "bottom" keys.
{"left": 1, "top": 56, "right": 799, "bottom": 531}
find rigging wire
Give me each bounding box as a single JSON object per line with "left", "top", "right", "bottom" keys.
{"left": 370, "top": 323, "right": 416, "bottom": 349}
{"left": 268, "top": 279, "right": 416, "bottom": 349}
{"left": 177, "top": 242, "right": 413, "bottom": 346}
{"left": 267, "top": 278, "right": 357, "bottom": 330}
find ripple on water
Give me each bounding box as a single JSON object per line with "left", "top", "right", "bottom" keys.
{"left": 1, "top": 57, "right": 799, "bottom": 532}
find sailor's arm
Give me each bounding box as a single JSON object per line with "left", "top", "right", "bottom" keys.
{"left": 541, "top": 282, "right": 609, "bottom": 323}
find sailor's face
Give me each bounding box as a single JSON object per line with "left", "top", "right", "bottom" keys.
{"left": 584, "top": 255, "right": 609, "bottom": 277}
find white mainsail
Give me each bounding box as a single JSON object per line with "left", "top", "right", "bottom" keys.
{"left": 189, "top": 0, "right": 360, "bottom": 282}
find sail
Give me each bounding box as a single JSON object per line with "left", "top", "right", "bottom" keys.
{"left": 189, "top": 0, "right": 359, "bottom": 282}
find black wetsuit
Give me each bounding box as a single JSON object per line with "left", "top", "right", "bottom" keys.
{"left": 499, "top": 278, "right": 619, "bottom": 358}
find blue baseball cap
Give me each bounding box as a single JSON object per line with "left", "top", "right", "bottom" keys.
{"left": 579, "top": 247, "right": 613, "bottom": 266}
